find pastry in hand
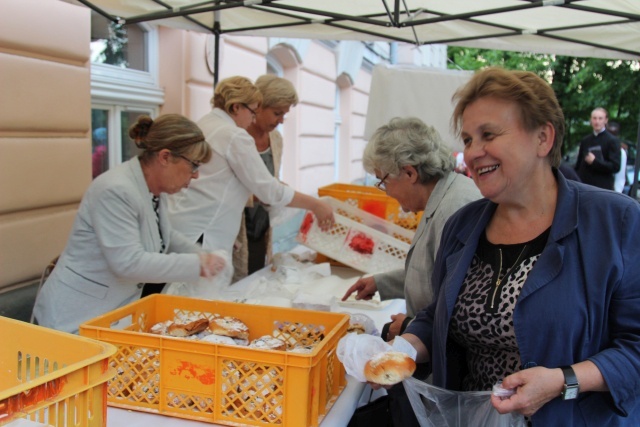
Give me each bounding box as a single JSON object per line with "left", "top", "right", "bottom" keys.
{"left": 364, "top": 351, "right": 416, "bottom": 385}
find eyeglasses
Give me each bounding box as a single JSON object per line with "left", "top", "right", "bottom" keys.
{"left": 242, "top": 103, "right": 257, "bottom": 118}
{"left": 174, "top": 153, "right": 201, "bottom": 174}
{"left": 375, "top": 173, "right": 390, "bottom": 191}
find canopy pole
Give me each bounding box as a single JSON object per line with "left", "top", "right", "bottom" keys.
{"left": 213, "top": 12, "right": 221, "bottom": 87}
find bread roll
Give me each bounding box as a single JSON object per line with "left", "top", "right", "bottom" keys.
{"left": 210, "top": 316, "right": 249, "bottom": 340}
{"left": 364, "top": 351, "right": 416, "bottom": 385}
{"left": 167, "top": 318, "right": 209, "bottom": 337}
{"left": 249, "top": 335, "right": 286, "bottom": 351}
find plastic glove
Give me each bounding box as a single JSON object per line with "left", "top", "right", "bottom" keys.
{"left": 337, "top": 333, "right": 391, "bottom": 382}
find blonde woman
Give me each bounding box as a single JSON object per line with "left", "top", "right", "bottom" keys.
{"left": 169, "top": 76, "right": 333, "bottom": 281}
{"left": 232, "top": 75, "right": 300, "bottom": 282}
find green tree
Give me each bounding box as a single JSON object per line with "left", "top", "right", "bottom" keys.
{"left": 448, "top": 47, "right": 640, "bottom": 157}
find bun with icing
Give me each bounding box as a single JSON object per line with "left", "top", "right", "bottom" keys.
{"left": 364, "top": 351, "right": 416, "bottom": 385}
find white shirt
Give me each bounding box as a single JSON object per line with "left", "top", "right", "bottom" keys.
{"left": 614, "top": 148, "right": 628, "bottom": 193}
{"left": 168, "top": 108, "right": 295, "bottom": 252}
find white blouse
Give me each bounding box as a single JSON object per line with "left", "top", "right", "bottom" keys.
{"left": 168, "top": 108, "right": 295, "bottom": 253}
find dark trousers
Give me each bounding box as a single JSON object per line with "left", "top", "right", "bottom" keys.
{"left": 141, "top": 283, "right": 165, "bottom": 297}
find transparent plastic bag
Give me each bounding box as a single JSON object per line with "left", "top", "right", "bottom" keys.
{"left": 163, "top": 250, "right": 233, "bottom": 299}
{"left": 403, "top": 377, "right": 526, "bottom": 427}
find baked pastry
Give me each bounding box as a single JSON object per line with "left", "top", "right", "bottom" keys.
{"left": 148, "top": 320, "right": 173, "bottom": 335}
{"left": 210, "top": 316, "right": 250, "bottom": 340}
{"left": 347, "top": 323, "right": 366, "bottom": 334}
{"left": 200, "top": 334, "right": 237, "bottom": 345}
{"left": 167, "top": 317, "right": 209, "bottom": 337}
{"left": 249, "top": 335, "right": 286, "bottom": 351}
{"left": 364, "top": 351, "right": 416, "bottom": 385}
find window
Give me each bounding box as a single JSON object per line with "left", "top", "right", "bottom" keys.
{"left": 91, "top": 13, "right": 148, "bottom": 71}
{"left": 90, "top": 11, "right": 162, "bottom": 178}
{"left": 91, "top": 106, "right": 154, "bottom": 178}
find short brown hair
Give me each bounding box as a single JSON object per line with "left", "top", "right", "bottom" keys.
{"left": 452, "top": 67, "right": 565, "bottom": 168}
{"left": 211, "top": 76, "right": 262, "bottom": 113}
{"left": 130, "top": 114, "right": 211, "bottom": 164}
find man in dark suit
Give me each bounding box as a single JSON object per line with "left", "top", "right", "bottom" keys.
{"left": 575, "top": 107, "right": 621, "bottom": 190}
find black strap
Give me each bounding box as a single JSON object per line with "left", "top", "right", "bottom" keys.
{"left": 152, "top": 196, "right": 165, "bottom": 252}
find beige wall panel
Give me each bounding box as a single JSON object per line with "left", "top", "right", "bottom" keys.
{"left": 0, "top": 138, "right": 90, "bottom": 214}
{"left": 0, "top": 54, "right": 89, "bottom": 134}
{"left": 299, "top": 71, "right": 336, "bottom": 109}
{"left": 0, "top": 205, "right": 77, "bottom": 288}
{"left": 0, "top": 0, "right": 89, "bottom": 64}
{"left": 225, "top": 35, "right": 268, "bottom": 56}
{"left": 354, "top": 68, "right": 372, "bottom": 93}
{"left": 219, "top": 42, "right": 267, "bottom": 81}
{"left": 187, "top": 83, "right": 214, "bottom": 122}
{"left": 159, "top": 27, "right": 186, "bottom": 115}
{"left": 351, "top": 114, "right": 367, "bottom": 139}
{"left": 302, "top": 43, "right": 336, "bottom": 81}
{"left": 187, "top": 32, "right": 215, "bottom": 85}
{"left": 298, "top": 105, "right": 334, "bottom": 138}
{"left": 352, "top": 90, "right": 369, "bottom": 116}
{"left": 299, "top": 136, "right": 335, "bottom": 169}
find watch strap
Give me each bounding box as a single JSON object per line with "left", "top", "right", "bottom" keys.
{"left": 560, "top": 365, "right": 579, "bottom": 399}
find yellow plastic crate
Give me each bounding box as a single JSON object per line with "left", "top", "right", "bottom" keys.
{"left": 318, "top": 183, "right": 423, "bottom": 230}
{"left": 79, "top": 294, "right": 349, "bottom": 427}
{"left": 0, "top": 317, "right": 116, "bottom": 426}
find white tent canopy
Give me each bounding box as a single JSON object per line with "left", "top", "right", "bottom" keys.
{"left": 76, "top": 0, "right": 640, "bottom": 60}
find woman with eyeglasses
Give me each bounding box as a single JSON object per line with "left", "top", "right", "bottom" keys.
{"left": 33, "top": 114, "right": 226, "bottom": 334}
{"left": 168, "top": 76, "right": 334, "bottom": 281}
{"left": 341, "top": 117, "right": 481, "bottom": 426}
{"left": 231, "top": 75, "right": 299, "bottom": 282}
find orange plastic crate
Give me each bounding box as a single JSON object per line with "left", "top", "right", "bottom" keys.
{"left": 0, "top": 316, "right": 116, "bottom": 426}
{"left": 79, "top": 294, "right": 349, "bottom": 427}
{"left": 317, "top": 183, "right": 422, "bottom": 230}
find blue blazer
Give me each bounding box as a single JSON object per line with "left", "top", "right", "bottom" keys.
{"left": 407, "top": 171, "right": 640, "bottom": 426}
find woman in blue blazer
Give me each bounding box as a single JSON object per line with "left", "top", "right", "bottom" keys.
{"left": 395, "top": 68, "right": 640, "bottom": 425}
{"left": 34, "top": 114, "right": 226, "bottom": 334}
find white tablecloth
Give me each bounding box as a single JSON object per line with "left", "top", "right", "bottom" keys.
{"left": 107, "top": 260, "right": 406, "bottom": 427}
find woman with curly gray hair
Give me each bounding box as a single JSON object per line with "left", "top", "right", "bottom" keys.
{"left": 342, "top": 116, "right": 481, "bottom": 427}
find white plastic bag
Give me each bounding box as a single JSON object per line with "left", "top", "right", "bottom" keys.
{"left": 403, "top": 377, "right": 526, "bottom": 427}
{"left": 163, "top": 250, "right": 233, "bottom": 299}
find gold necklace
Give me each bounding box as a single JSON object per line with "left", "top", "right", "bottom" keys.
{"left": 489, "top": 245, "right": 528, "bottom": 310}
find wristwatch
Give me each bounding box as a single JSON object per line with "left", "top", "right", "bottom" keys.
{"left": 560, "top": 365, "right": 580, "bottom": 400}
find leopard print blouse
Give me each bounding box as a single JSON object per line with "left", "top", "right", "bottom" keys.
{"left": 449, "top": 228, "right": 550, "bottom": 392}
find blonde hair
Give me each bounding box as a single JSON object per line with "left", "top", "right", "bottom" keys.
{"left": 255, "top": 75, "right": 298, "bottom": 109}
{"left": 130, "top": 114, "right": 212, "bottom": 164}
{"left": 211, "top": 76, "right": 262, "bottom": 114}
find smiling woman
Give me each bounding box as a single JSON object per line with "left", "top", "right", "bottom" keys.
{"left": 397, "top": 68, "right": 640, "bottom": 426}
{"left": 32, "top": 114, "right": 228, "bottom": 334}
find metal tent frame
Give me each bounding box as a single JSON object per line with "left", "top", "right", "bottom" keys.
{"left": 74, "top": 0, "right": 640, "bottom": 198}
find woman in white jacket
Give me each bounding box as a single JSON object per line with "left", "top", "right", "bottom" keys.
{"left": 33, "top": 114, "right": 225, "bottom": 334}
